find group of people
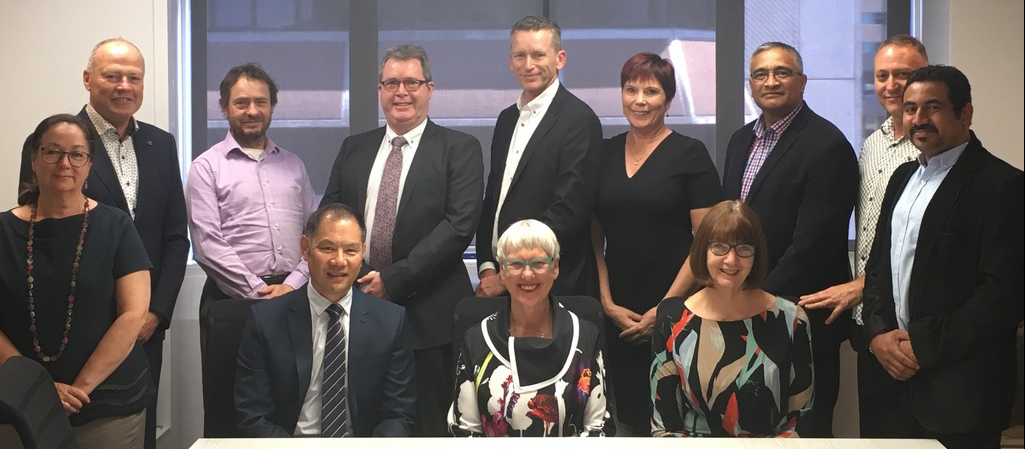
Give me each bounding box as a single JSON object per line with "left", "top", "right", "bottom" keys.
{"left": 0, "top": 12, "right": 1020, "bottom": 449}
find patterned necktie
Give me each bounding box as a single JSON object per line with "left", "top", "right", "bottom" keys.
{"left": 369, "top": 136, "right": 406, "bottom": 268}
{"left": 321, "top": 304, "right": 351, "bottom": 437}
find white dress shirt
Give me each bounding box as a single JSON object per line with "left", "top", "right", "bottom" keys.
{"left": 363, "top": 119, "right": 428, "bottom": 262}
{"left": 889, "top": 141, "right": 967, "bottom": 330}
{"left": 294, "top": 286, "right": 353, "bottom": 436}
{"left": 86, "top": 104, "right": 140, "bottom": 218}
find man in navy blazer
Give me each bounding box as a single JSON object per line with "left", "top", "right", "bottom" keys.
{"left": 18, "top": 38, "right": 188, "bottom": 449}
{"left": 234, "top": 203, "right": 416, "bottom": 437}
{"left": 861, "top": 65, "right": 1023, "bottom": 449}
{"left": 721, "top": 42, "right": 858, "bottom": 437}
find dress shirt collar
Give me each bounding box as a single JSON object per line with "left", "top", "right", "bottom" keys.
{"left": 217, "top": 130, "right": 282, "bottom": 159}
{"left": 517, "top": 77, "right": 560, "bottom": 113}
{"left": 86, "top": 103, "right": 139, "bottom": 139}
{"left": 307, "top": 284, "right": 353, "bottom": 319}
{"left": 754, "top": 102, "right": 803, "bottom": 139}
{"left": 385, "top": 117, "right": 428, "bottom": 147}
{"left": 918, "top": 140, "right": 968, "bottom": 169}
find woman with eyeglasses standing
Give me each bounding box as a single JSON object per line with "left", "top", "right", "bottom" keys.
{"left": 449, "top": 219, "right": 610, "bottom": 436}
{"left": 650, "top": 200, "right": 813, "bottom": 437}
{"left": 0, "top": 114, "right": 153, "bottom": 449}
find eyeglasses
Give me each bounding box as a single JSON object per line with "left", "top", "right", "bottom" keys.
{"left": 709, "top": 242, "right": 756, "bottom": 258}
{"left": 39, "top": 147, "right": 92, "bottom": 167}
{"left": 500, "top": 256, "right": 554, "bottom": 275}
{"left": 380, "top": 78, "right": 429, "bottom": 92}
{"left": 750, "top": 67, "right": 798, "bottom": 82}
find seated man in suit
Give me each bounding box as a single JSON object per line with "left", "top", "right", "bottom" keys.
{"left": 234, "top": 203, "right": 416, "bottom": 437}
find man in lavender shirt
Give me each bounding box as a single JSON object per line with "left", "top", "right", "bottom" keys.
{"left": 186, "top": 63, "right": 317, "bottom": 422}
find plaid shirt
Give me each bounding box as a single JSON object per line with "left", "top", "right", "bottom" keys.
{"left": 740, "top": 103, "right": 803, "bottom": 201}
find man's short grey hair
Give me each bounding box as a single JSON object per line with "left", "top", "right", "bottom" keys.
{"left": 497, "top": 219, "right": 561, "bottom": 261}
{"left": 380, "top": 44, "right": 432, "bottom": 82}
{"left": 86, "top": 37, "right": 144, "bottom": 72}
{"left": 751, "top": 41, "right": 803, "bottom": 75}
{"left": 879, "top": 34, "right": 928, "bottom": 60}
{"left": 511, "top": 15, "right": 562, "bottom": 52}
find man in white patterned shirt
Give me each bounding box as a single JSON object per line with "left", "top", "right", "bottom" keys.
{"left": 797, "top": 35, "right": 927, "bottom": 437}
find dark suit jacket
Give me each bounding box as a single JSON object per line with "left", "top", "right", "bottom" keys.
{"left": 18, "top": 107, "right": 189, "bottom": 332}
{"left": 722, "top": 103, "right": 858, "bottom": 298}
{"left": 321, "top": 119, "right": 483, "bottom": 349}
{"left": 476, "top": 84, "right": 603, "bottom": 298}
{"left": 234, "top": 286, "right": 416, "bottom": 437}
{"left": 862, "top": 133, "right": 1024, "bottom": 433}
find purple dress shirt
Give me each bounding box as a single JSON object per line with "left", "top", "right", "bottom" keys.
{"left": 186, "top": 132, "right": 317, "bottom": 298}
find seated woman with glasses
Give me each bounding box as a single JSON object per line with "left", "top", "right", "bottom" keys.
{"left": 0, "top": 114, "right": 153, "bottom": 449}
{"left": 650, "top": 200, "right": 813, "bottom": 437}
{"left": 448, "top": 219, "right": 610, "bottom": 436}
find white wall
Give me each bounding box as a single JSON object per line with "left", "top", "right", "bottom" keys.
{"left": 0, "top": 1, "right": 170, "bottom": 207}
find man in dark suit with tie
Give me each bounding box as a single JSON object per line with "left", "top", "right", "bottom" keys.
{"left": 18, "top": 37, "right": 189, "bottom": 449}
{"left": 721, "top": 42, "right": 858, "bottom": 437}
{"left": 475, "top": 15, "right": 603, "bottom": 300}
{"left": 320, "top": 44, "right": 483, "bottom": 436}
{"left": 861, "top": 65, "right": 1023, "bottom": 449}
{"left": 234, "top": 203, "right": 416, "bottom": 437}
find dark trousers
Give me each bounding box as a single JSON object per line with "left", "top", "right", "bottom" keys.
{"left": 142, "top": 330, "right": 164, "bottom": 449}
{"left": 796, "top": 306, "right": 851, "bottom": 437}
{"left": 413, "top": 344, "right": 453, "bottom": 436}
{"left": 858, "top": 349, "right": 1001, "bottom": 449}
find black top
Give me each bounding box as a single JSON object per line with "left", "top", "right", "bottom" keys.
{"left": 0, "top": 203, "right": 153, "bottom": 426}
{"left": 596, "top": 131, "right": 721, "bottom": 313}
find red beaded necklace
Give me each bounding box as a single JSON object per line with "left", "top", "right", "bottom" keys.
{"left": 26, "top": 197, "right": 90, "bottom": 363}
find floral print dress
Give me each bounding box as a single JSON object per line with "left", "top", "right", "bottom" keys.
{"left": 448, "top": 298, "right": 611, "bottom": 436}
{"left": 650, "top": 296, "right": 814, "bottom": 437}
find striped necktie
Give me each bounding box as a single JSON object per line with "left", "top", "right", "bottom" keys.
{"left": 321, "top": 303, "right": 351, "bottom": 437}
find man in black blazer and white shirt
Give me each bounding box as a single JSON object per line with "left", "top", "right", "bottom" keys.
{"left": 721, "top": 42, "right": 858, "bottom": 437}
{"left": 19, "top": 38, "right": 189, "bottom": 449}
{"left": 861, "top": 65, "right": 1023, "bottom": 449}
{"left": 476, "top": 16, "right": 603, "bottom": 299}
{"left": 321, "top": 44, "right": 483, "bottom": 436}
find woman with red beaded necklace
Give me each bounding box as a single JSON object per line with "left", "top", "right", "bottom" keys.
{"left": 0, "top": 114, "right": 153, "bottom": 449}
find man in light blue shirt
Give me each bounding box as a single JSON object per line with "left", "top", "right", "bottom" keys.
{"left": 861, "top": 65, "right": 1023, "bottom": 449}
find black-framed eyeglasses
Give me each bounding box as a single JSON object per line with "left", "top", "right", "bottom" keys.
{"left": 709, "top": 242, "right": 756, "bottom": 258}
{"left": 39, "top": 147, "right": 92, "bottom": 167}
{"left": 750, "top": 67, "right": 798, "bottom": 82}
{"left": 500, "top": 256, "right": 554, "bottom": 275}
{"left": 380, "top": 78, "right": 429, "bottom": 92}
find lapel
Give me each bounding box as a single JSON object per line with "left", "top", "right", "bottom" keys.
{"left": 510, "top": 84, "right": 566, "bottom": 187}
{"left": 347, "top": 290, "right": 372, "bottom": 417}
{"left": 131, "top": 126, "right": 158, "bottom": 210}
{"left": 78, "top": 108, "right": 129, "bottom": 212}
{"left": 354, "top": 127, "right": 388, "bottom": 212}
{"left": 287, "top": 287, "right": 314, "bottom": 397}
{"left": 746, "top": 104, "right": 810, "bottom": 202}
{"left": 396, "top": 120, "right": 436, "bottom": 223}
{"left": 907, "top": 136, "right": 981, "bottom": 308}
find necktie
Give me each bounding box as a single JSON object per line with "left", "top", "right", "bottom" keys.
{"left": 321, "top": 304, "right": 351, "bottom": 437}
{"left": 370, "top": 136, "right": 406, "bottom": 268}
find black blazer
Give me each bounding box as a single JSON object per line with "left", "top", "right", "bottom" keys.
{"left": 476, "top": 84, "right": 603, "bottom": 298}
{"left": 234, "top": 286, "right": 416, "bottom": 437}
{"left": 18, "top": 107, "right": 189, "bottom": 330}
{"left": 722, "top": 103, "right": 858, "bottom": 298}
{"left": 862, "top": 133, "right": 1024, "bottom": 433}
{"left": 321, "top": 120, "right": 484, "bottom": 349}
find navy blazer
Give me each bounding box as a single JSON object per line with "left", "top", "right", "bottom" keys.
{"left": 862, "top": 133, "right": 1024, "bottom": 432}
{"left": 234, "top": 286, "right": 416, "bottom": 437}
{"left": 722, "top": 103, "right": 858, "bottom": 298}
{"left": 476, "top": 84, "right": 603, "bottom": 298}
{"left": 321, "top": 119, "right": 484, "bottom": 349}
{"left": 18, "top": 107, "right": 189, "bottom": 330}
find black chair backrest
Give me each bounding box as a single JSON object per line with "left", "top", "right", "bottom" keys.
{"left": 451, "top": 295, "right": 605, "bottom": 362}
{"left": 202, "top": 298, "right": 264, "bottom": 438}
{"left": 0, "top": 356, "right": 79, "bottom": 449}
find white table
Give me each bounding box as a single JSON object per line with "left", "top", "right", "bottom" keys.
{"left": 190, "top": 437, "right": 944, "bottom": 449}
